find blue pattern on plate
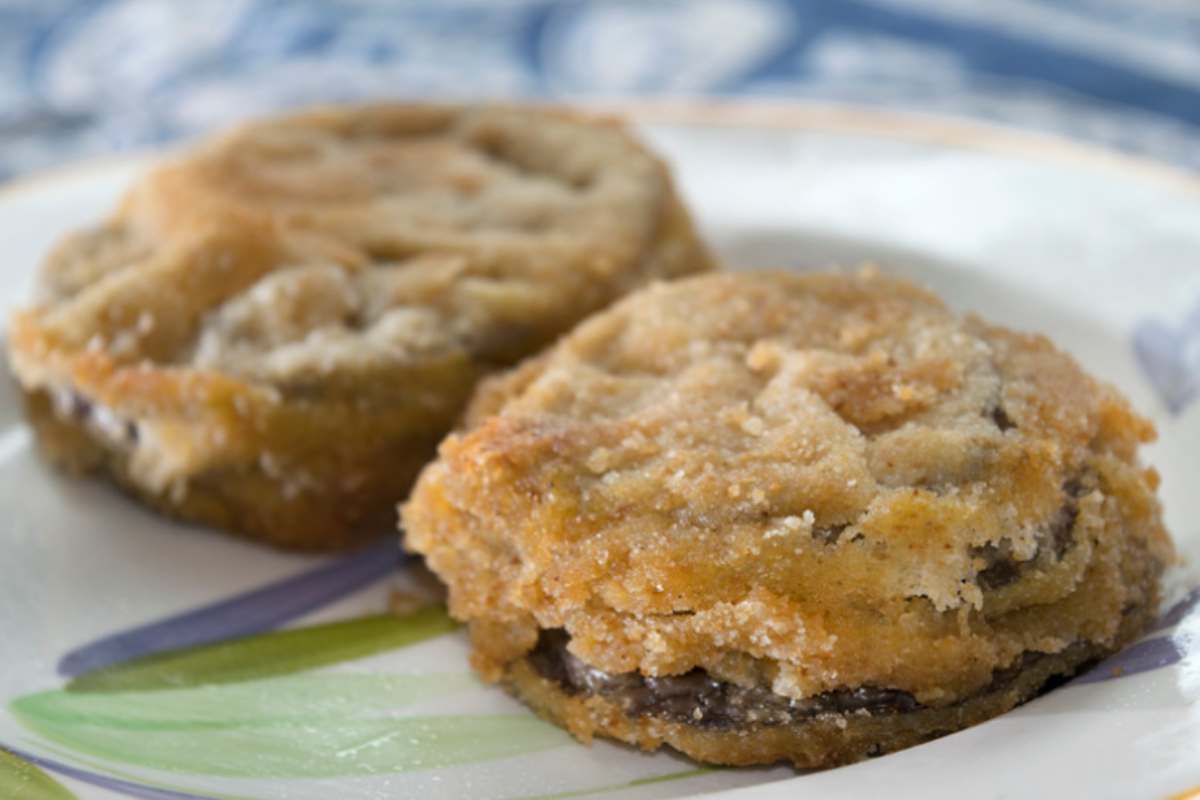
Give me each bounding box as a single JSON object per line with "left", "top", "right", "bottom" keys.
{"left": 1134, "top": 297, "right": 1200, "bottom": 416}
{"left": 1, "top": 0, "right": 1200, "bottom": 181}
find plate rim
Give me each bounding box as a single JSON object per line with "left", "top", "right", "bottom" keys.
{"left": 1, "top": 96, "right": 1197, "bottom": 800}
{"left": 1, "top": 98, "right": 1197, "bottom": 208}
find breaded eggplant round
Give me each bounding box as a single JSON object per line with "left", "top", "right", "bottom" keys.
{"left": 7, "top": 104, "right": 712, "bottom": 550}
{"left": 403, "top": 269, "right": 1174, "bottom": 767}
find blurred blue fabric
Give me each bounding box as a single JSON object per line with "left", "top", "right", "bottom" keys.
{"left": 1, "top": 0, "right": 1198, "bottom": 181}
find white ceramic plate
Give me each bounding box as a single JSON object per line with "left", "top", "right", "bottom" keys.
{"left": 1, "top": 102, "right": 1197, "bottom": 800}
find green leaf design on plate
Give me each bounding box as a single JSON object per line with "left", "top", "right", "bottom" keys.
{"left": 67, "top": 609, "right": 459, "bottom": 692}
{"left": 11, "top": 607, "right": 568, "bottom": 779}
{"left": 0, "top": 748, "right": 75, "bottom": 799}
{"left": 11, "top": 609, "right": 567, "bottom": 778}
{"left": 16, "top": 673, "right": 479, "bottom": 727}
{"left": 13, "top": 677, "right": 568, "bottom": 778}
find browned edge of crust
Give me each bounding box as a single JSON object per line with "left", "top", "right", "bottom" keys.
{"left": 499, "top": 592, "right": 1158, "bottom": 769}
{"left": 21, "top": 388, "right": 427, "bottom": 551}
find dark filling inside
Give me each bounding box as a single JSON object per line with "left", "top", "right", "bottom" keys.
{"left": 527, "top": 630, "right": 1074, "bottom": 730}
{"left": 813, "top": 523, "right": 849, "bottom": 545}
{"left": 973, "top": 478, "right": 1083, "bottom": 590}
{"left": 528, "top": 629, "right": 913, "bottom": 728}
{"left": 989, "top": 405, "right": 1016, "bottom": 432}
{"left": 53, "top": 390, "right": 139, "bottom": 446}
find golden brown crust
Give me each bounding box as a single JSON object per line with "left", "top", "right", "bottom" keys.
{"left": 7, "top": 104, "right": 712, "bottom": 550}
{"left": 402, "top": 269, "right": 1174, "bottom": 764}
{"left": 22, "top": 387, "right": 436, "bottom": 550}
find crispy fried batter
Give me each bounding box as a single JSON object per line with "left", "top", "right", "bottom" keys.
{"left": 402, "top": 269, "right": 1174, "bottom": 766}
{"left": 7, "top": 104, "right": 712, "bottom": 550}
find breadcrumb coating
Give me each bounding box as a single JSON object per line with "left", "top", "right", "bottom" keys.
{"left": 403, "top": 269, "right": 1173, "bottom": 765}
{"left": 8, "top": 104, "right": 711, "bottom": 549}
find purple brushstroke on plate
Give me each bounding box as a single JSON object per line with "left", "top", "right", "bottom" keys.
{"left": 1070, "top": 587, "right": 1198, "bottom": 684}
{"left": 1132, "top": 297, "right": 1200, "bottom": 416}
{"left": 1071, "top": 635, "right": 1184, "bottom": 685}
{"left": 59, "top": 538, "right": 404, "bottom": 677}
{"left": 1151, "top": 587, "right": 1200, "bottom": 634}
{"left": 1, "top": 744, "right": 214, "bottom": 800}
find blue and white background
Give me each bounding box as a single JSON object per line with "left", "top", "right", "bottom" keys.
{"left": 0, "top": 0, "right": 1199, "bottom": 182}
